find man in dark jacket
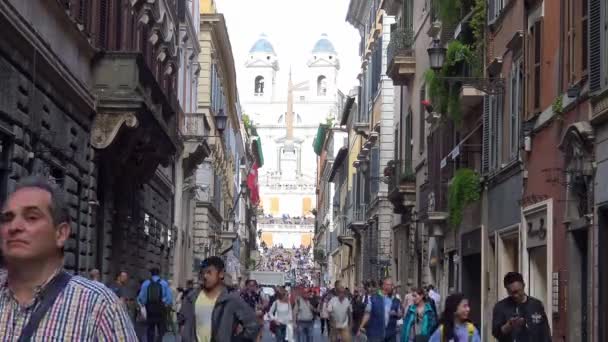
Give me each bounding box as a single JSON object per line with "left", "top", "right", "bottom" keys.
{"left": 179, "top": 256, "right": 260, "bottom": 341}
{"left": 492, "top": 272, "right": 551, "bottom": 342}
{"left": 357, "top": 278, "right": 402, "bottom": 342}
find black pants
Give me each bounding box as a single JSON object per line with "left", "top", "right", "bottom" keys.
{"left": 146, "top": 319, "right": 166, "bottom": 342}
{"left": 321, "top": 318, "right": 331, "bottom": 334}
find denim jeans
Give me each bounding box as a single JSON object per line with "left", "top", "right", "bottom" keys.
{"left": 275, "top": 324, "right": 287, "bottom": 342}
{"left": 296, "top": 321, "right": 314, "bottom": 342}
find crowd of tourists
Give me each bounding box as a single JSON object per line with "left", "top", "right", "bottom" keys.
{"left": 0, "top": 176, "right": 554, "bottom": 342}
{"left": 258, "top": 243, "right": 314, "bottom": 286}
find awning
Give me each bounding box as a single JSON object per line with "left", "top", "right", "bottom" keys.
{"left": 313, "top": 124, "right": 329, "bottom": 156}
{"left": 252, "top": 137, "right": 264, "bottom": 167}
{"left": 328, "top": 147, "right": 348, "bottom": 182}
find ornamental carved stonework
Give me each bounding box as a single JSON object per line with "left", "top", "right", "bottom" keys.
{"left": 91, "top": 113, "right": 139, "bottom": 149}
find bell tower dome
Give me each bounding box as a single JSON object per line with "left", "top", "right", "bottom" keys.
{"left": 245, "top": 34, "right": 279, "bottom": 102}
{"left": 307, "top": 34, "right": 339, "bottom": 99}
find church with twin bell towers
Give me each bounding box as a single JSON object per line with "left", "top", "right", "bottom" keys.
{"left": 240, "top": 33, "right": 345, "bottom": 249}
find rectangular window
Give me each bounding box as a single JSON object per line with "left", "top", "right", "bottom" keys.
{"left": 509, "top": 58, "right": 523, "bottom": 160}
{"left": 302, "top": 197, "right": 312, "bottom": 215}
{"left": 406, "top": 108, "right": 413, "bottom": 166}
{"left": 419, "top": 85, "right": 426, "bottom": 153}
{"left": 489, "top": 0, "right": 506, "bottom": 22}
{"left": 533, "top": 21, "right": 542, "bottom": 111}
{"left": 489, "top": 94, "right": 502, "bottom": 170}
{"left": 370, "top": 147, "right": 380, "bottom": 197}
{"left": 582, "top": 0, "right": 589, "bottom": 73}
{"left": 270, "top": 197, "right": 279, "bottom": 215}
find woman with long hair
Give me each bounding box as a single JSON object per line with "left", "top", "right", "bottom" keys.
{"left": 429, "top": 293, "right": 480, "bottom": 342}
{"left": 268, "top": 288, "right": 292, "bottom": 342}
{"left": 401, "top": 288, "right": 438, "bottom": 342}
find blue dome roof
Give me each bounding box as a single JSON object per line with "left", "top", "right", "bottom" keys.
{"left": 312, "top": 34, "right": 336, "bottom": 54}
{"left": 249, "top": 35, "right": 276, "bottom": 55}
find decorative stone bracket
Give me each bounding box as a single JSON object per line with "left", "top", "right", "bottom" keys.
{"left": 91, "top": 112, "right": 139, "bottom": 149}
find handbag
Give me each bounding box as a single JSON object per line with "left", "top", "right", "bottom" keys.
{"left": 17, "top": 271, "right": 72, "bottom": 342}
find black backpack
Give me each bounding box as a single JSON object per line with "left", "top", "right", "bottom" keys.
{"left": 146, "top": 279, "right": 164, "bottom": 315}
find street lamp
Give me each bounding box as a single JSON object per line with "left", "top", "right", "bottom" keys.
{"left": 427, "top": 39, "right": 446, "bottom": 71}
{"left": 214, "top": 109, "right": 228, "bottom": 134}
{"left": 426, "top": 38, "right": 504, "bottom": 95}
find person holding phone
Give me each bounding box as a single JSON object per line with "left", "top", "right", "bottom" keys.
{"left": 492, "top": 272, "right": 551, "bottom": 342}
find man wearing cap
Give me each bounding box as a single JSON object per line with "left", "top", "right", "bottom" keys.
{"left": 179, "top": 256, "right": 260, "bottom": 341}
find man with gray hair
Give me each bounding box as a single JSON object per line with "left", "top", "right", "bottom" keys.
{"left": 0, "top": 176, "right": 137, "bottom": 340}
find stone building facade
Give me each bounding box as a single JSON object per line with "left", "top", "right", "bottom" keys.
{"left": 0, "top": 0, "right": 182, "bottom": 289}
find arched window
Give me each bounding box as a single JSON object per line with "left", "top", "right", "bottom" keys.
{"left": 254, "top": 76, "right": 265, "bottom": 96}
{"left": 317, "top": 75, "right": 327, "bottom": 96}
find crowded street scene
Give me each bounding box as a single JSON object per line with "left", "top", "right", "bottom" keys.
{"left": 0, "top": 0, "right": 607, "bottom": 341}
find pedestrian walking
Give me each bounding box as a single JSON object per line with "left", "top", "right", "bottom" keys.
{"left": 0, "top": 176, "right": 137, "bottom": 340}
{"left": 269, "top": 287, "right": 293, "bottom": 342}
{"left": 138, "top": 267, "right": 173, "bottom": 342}
{"left": 321, "top": 293, "right": 332, "bottom": 336}
{"left": 357, "top": 277, "right": 402, "bottom": 342}
{"left": 492, "top": 272, "right": 551, "bottom": 342}
{"left": 352, "top": 288, "right": 367, "bottom": 337}
{"left": 89, "top": 268, "right": 102, "bottom": 283}
{"left": 400, "top": 288, "right": 438, "bottom": 342}
{"left": 428, "top": 293, "right": 480, "bottom": 342}
{"left": 241, "top": 279, "right": 265, "bottom": 342}
{"left": 327, "top": 284, "right": 353, "bottom": 342}
{"left": 293, "top": 289, "right": 315, "bottom": 342}
{"left": 179, "top": 256, "right": 260, "bottom": 341}
{"left": 426, "top": 285, "right": 441, "bottom": 312}
{"left": 109, "top": 270, "right": 129, "bottom": 304}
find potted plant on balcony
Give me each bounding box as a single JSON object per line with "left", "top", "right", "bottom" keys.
{"left": 448, "top": 168, "right": 481, "bottom": 228}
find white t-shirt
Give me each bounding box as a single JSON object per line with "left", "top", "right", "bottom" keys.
{"left": 270, "top": 300, "right": 292, "bottom": 325}
{"left": 327, "top": 296, "right": 352, "bottom": 329}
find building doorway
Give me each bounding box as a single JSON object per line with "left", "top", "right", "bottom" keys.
{"left": 599, "top": 209, "right": 608, "bottom": 342}
{"left": 527, "top": 246, "right": 548, "bottom": 308}
{"left": 461, "top": 228, "right": 482, "bottom": 328}
{"left": 497, "top": 229, "right": 519, "bottom": 299}
{"left": 567, "top": 228, "right": 589, "bottom": 342}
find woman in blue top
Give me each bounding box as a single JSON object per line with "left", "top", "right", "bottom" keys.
{"left": 429, "top": 293, "right": 481, "bottom": 342}
{"left": 401, "top": 288, "right": 438, "bottom": 342}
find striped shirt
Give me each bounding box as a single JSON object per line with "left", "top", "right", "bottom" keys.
{"left": 0, "top": 270, "right": 137, "bottom": 341}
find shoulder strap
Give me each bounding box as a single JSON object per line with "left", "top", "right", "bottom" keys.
{"left": 467, "top": 322, "right": 475, "bottom": 342}
{"left": 18, "top": 271, "right": 72, "bottom": 342}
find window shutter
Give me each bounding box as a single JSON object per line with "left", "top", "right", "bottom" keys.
{"left": 98, "top": 0, "right": 108, "bottom": 47}
{"left": 589, "top": 0, "right": 602, "bottom": 92}
{"left": 370, "top": 147, "right": 380, "bottom": 195}
{"left": 482, "top": 95, "right": 490, "bottom": 174}
{"left": 488, "top": 0, "right": 496, "bottom": 22}
{"left": 419, "top": 86, "right": 426, "bottom": 153}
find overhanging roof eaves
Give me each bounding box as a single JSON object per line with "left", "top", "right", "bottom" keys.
{"left": 328, "top": 147, "right": 348, "bottom": 182}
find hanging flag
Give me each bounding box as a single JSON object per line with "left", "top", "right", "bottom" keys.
{"left": 247, "top": 162, "right": 260, "bottom": 205}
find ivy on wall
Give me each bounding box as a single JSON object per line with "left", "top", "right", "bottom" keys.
{"left": 448, "top": 168, "right": 481, "bottom": 227}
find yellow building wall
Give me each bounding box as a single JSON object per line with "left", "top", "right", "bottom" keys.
{"left": 199, "top": 0, "right": 216, "bottom": 13}
{"left": 302, "top": 197, "right": 312, "bottom": 215}
{"left": 270, "top": 197, "right": 279, "bottom": 215}
{"left": 301, "top": 233, "right": 312, "bottom": 247}
{"left": 261, "top": 232, "right": 273, "bottom": 247}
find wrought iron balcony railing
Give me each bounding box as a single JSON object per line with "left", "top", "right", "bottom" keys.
{"left": 387, "top": 27, "right": 416, "bottom": 85}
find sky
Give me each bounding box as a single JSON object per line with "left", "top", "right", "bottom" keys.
{"left": 216, "top": 0, "right": 361, "bottom": 95}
